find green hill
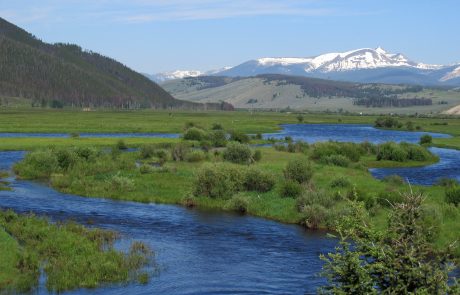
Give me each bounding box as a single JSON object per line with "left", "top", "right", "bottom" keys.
{"left": 162, "top": 74, "right": 460, "bottom": 114}
{"left": 0, "top": 17, "right": 224, "bottom": 110}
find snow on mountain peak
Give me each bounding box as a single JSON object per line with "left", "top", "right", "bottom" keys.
{"left": 255, "top": 47, "right": 440, "bottom": 73}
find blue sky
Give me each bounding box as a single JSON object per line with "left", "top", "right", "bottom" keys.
{"left": 1, "top": 0, "right": 459, "bottom": 73}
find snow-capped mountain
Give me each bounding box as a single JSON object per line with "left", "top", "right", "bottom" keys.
{"left": 147, "top": 48, "right": 460, "bottom": 86}
{"left": 216, "top": 47, "right": 459, "bottom": 86}
{"left": 147, "top": 67, "right": 232, "bottom": 83}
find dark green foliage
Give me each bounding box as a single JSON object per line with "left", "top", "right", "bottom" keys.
{"left": 116, "top": 139, "right": 128, "bottom": 150}
{"left": 225, "top": 194, "right": 250, "bottom": 213}
{"left": 14, "top": 150, "right": 58, "bottom": 179}
{"left": 0, "top": 18, "right": 215, "bottom": 109}
{"left": 171, "top": 142, "right": 190, "bottom": 161}
{"left": 420, "top": 134, "right": 433, "bottom": 145}
{"left": 283, "top": 159, "right": 313, "bottom": 184}
{"left": 229, "top": 130, "right": 250, "bottom": 143}
{"left": 321, "top": 154, "right": 350, "bottom": 167}
{"left": 445, "top": 186, "right": 460, "bottom": 206}
{"left": 321, "top": 192, "right": 458, "bottom": 294}
{"left": 296, "top": 190, "right": 334, "bottom": 212}
{"left": 311, "top": 142, "right": 362, "bottom": 162}
{"left": 253, "top": 150, "right": 262, "bottom": 162}
{"left": 209, "top": 129, "right": 227, "bottom": 147}
{"left": 243, "top": 167, "right": 275, "bottom": 192}
{"left": 193, "top": 163, "right": 244, "bottom": 199}
{"left": 55, "top": 149, "right": 78, "bottom": 170}
{"left": 436, "top": 177, "right": 459, "bottom": 187}
{"left": 279, "top": 180, "right": 303, "bottom": 198}
{"left": 382, "top": 174, "right": 405, "bottom": 185}
{"left": 223, "top": 142, "right": 253, "bottom": 164}
{"left": 376, "top": 191, "right": 404, "bottom": 207}
{"left": 374, "top": 116, "right": 401, "bottom": 128}
{"left": 185, "top": 150, "right": 207, "bottom": 162}
{"left": 376, "top": 142, "right": 432, "bottom": 162}
{"left": 330, "top": 177, "right": 351, "bottom": 188}
{"left": 296, "top": 114, "right": 304, "bottom": 123}
{"left": 299, "top": 204, "right": 328, "bottom": 229}
{"left": 211, "top": 123, "right": 223, "bottom": 130}
{"left": 183, "top": 127, "right": 207, "bottom": 141}
{"left": 69, "top": 132, "right": 80, "bottom": 139}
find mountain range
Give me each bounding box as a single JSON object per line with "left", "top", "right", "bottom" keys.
{"left": 0, "top": 17, "right": 226, "bottom": 110}
{"left": 150, "top": 47, "right": 460, "bottom": 86}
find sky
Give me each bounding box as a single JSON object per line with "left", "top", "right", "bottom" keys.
{"left": 1, "top": 0, "right": 459, "bottom": 73}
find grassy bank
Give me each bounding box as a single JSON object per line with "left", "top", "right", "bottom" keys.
{"left": 11, "top": 139, "right": 460, "bottom": 256}
{"left": 1, "top": 109, "right": 460, "bottom": 149}
{"left": 0, "top": 210, "right": 153, "bottom": 293}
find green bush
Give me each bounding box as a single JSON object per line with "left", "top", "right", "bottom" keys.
{"left": 116, "top": 139, "right": 128, "bottom": 150}
{"left": 374, "top": 116, "right": 401, "bottom": 128}
{"left": 185, "top": 150, "right": 207, "bottom": 162}
{"left": 55, "top": 149, "right": 78, "bottom": 170}
{"left": 140, "top": 144, "right": 156, "bottom": 159}
{"left": 376, "top": 191, "right": 404, "bottom": 207}
{"left": 225, "top": 194, "right": 250, "bottom": 213}
{"left": 223, "top": 142, "right": 253, "bottom": 164}
{"left": 279, "top": 180, "right": 303, "bottom": 198}
{"left": 445, "top": 186, "right": 460, "bottom": 206}
{"left": 14, "top": 150, "right": 58, "bottom": 179}
{"left": 299, "top": 204, "right": 327, "bottom": 229}
{"left": 382, "top": 174, "right": 405, "bottom": 185}
{"left": 404, "top": 143, "right": 432, "bottom": 161}
{"left": 296, "top": 190, "right": 334, "bottom": 212}
{"left": 211, "top": 123, "right": 223, "bottom": 130}
{"left": 193, "top": 163, "right": 244, "bottom": 199}
{"left": 69, "top": 132, "right": 80, "bottom": 139}
{"left": 376, "top": 142, "right": 408, "bottom": 162}
{"left": 229, "top": 130, "right": 250, "bottom": 143}
{"left": 420, "top": 134, "right": 433, "bottom": 145}
{"left": 139, "top": 164, "right": 154, "bottom": 174}
{"left": 322, "top": 154, "right": 350, "bottom": 167}
{"left": 209, "top": 130, "right": 227, "bottom": 147}
{"left": 183, "top": 127, "right": 207, "bottom": 141}
{"left": 330, "top": 177, "right": 351, "bottom": 188}
{"left": 108, "top": 174, "right": 135, "bottom": 192}
{"left": 283, "top": 159, "right": 313, "bottom": 184}
{"left": 311, "top": 142, "right": 361, "bottom": 162}
{"left": 253, "top": 150, "right": 262, "bottom": 162}
{"left": 435, "top": 178, "right": 459, "bottom": 187}
{"left": 171, "top": 142, "right": 190, "bottom": 161}
{"left": 243, "top": 167, "right": 275, "bottom": 192}
{"left": 74, "top": 147, "right": 97, "bottom": 160}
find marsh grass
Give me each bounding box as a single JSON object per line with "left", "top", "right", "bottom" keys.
{"left": 0, "top": 210, "right": 154, "bottom": 293}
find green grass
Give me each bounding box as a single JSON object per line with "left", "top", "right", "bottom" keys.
{"left": 0, "top": 210, "right": 153, "bottom": 293}
{"left": 0, "top": 137, "right": 179, "bottom": 151}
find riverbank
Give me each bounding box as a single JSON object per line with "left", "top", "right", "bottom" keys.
{"left": 10, "top": 141, "right": 459, "bottom": 256}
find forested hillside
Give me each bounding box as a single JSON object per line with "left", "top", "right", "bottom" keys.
{"left": 0, "top": 17, "right": 222, "bottom": 109}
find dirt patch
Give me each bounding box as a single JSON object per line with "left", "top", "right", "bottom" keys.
{"left": 443, "top": 104, "right": 460, "bottom": 115}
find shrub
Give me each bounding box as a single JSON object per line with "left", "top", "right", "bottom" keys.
{"left": 116, "top": 139, "right": 128, "bottom": 150}
{"left": 69, "top": 132, "right": 80, "bottom": 138}
{"left": 435, "top": 177, "right": 459, "bottom": 187}
{"left": 74, "top": 147, "right": 97, "bottom": 160}
{"left": 253, "top": 150, "right": 262, "bottom": 162}
{"left": 376, "top": 142, "right": 408, "bottom": 162}
{"left": 243, "top": 167, "right": 275, "bottom": 192}
{"left": 229, "top": 130, "right": 250, "bottom": 143}
{"left": 185, "top": 150, "right": 207, "bottom": 162}
{"left": 108, "top": 174, "right": 135, "bottom": 192}
{"left": 273, "top": 144, "right": 286, "bottom": 152}
{"left": 374, "top": 116, "right": 400, "bottom": 128}
{"left": 14, "top": 150, "right": 58, "bottom": 179}
{"left": 209, "top": 130, "right": 227, "bottom": 147}
{"left": 223, "top": 142, "right": 253, "bottom": 164}
{"left": 404, "top": 144, "right": 431, "bottom": 161}
{"left": 255, "top": 133, "right": 263, "bottom": 140}
{"left": 283, "top": 159, "right": 313, "bottom": 184}
{"left": 296, "top": 190, "right": 334, "bottom": 211}
{"left": 140, "top": 144, "right": 156, "bottom": 159}
{"left": 330, "top": 177, "right": 351, "bottom": 188}
{"left": 376, "top": 191, "right": 404, "bottom": 207}
{"left": 154, "top": 149, "right": 168, "bottom": 164}
{"left": 193, "top": 163, "right": 244, "bottom": 199}
{"left": 311, "top": 142, "right": 361, "bottom": 162}
{"left": 225, "top": 194, "right": 250, "bottom": 213}
{"left": 171, "top": 143, "right": 190, "bottom": 161}
{"left": 299, "top": 204, "right": 327, "bottom": 229}
{"left": 139, "top": 164, "right": 154, "bottom": 174}
{"left": 279, "top": 180, "right": 303, "bottom": 198}
{"left": 183, "top": 127, "right": 207, "bottom": 141}
{"left": 211, "top": 123, "right": 223, "bottom": 130}
{"left": 420, "top": 134, "right": 432, "bottom": 145}
{"left": 322, "top": 154, "right": 350, "bottom": 167}
{"left": 382, "top": 174, "right": 405, "bottom": 186}
{"left": 445, "top": 186, "right": 460, "bottom": 206}
{"left": 55, "top": 149, "right": 78, "bottom": 170}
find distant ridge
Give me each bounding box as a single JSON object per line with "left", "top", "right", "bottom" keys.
{"left": 0, "top": 17, "right": 227, "bottom": 110}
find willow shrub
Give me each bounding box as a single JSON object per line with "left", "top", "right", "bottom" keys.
{"left": 283, "top": 159, "right": 313, "bottom": 184}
